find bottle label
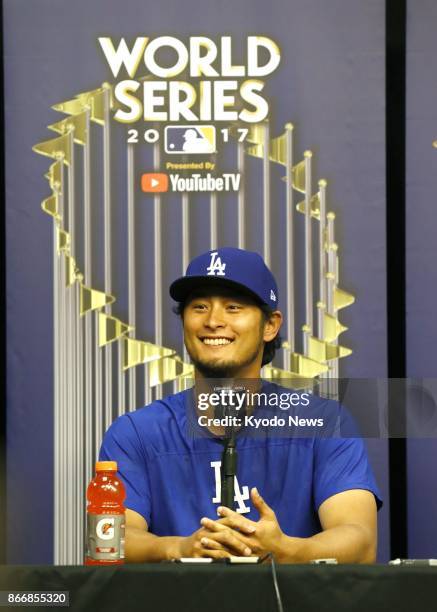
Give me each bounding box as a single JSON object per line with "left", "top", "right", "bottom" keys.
{"left": 87, "top": 514, "right": 125, "bottom": 561}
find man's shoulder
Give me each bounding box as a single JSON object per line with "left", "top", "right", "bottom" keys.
{"left": 103, "top": 388, "right": 193, "bottom": 453}
{"left": 125, "top": 388, "right": 190, "bottom": 425}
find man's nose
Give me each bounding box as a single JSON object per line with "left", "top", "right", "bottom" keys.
{"left": 204, "top": 304, "right": 226, "bottom": 329}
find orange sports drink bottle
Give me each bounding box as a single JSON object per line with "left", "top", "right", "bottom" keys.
{"left": 85, "top": 461, "right": 126, "bottom": 565}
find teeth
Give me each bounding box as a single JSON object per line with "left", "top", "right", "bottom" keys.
{"left": 202, "top": 338, "right": 232, "bottom": 346}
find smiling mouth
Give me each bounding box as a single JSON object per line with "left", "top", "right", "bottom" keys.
{"left": 200, "top": 337, "right": 234, "bottom": 346}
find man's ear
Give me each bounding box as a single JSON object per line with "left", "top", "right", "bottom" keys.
{"left": 263, "top": 310, "right": 283, "bottom": 342}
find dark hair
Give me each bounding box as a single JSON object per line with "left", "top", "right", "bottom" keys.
{"left": 173, "top": 299, "right": 282, "bottom": 367}
{"left": 257, "top": 303, "right": 283, "bottom": 366}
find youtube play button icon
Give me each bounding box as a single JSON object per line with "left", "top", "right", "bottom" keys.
{"left": 141, "top": 173, "right": 169, "bottom": 193}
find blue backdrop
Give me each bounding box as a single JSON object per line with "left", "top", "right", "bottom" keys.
{"left": 406, "top": 0, "right": 437, "bottom": 558}
{"left": 5, "top": 0, "right": 390, "bottom": 563}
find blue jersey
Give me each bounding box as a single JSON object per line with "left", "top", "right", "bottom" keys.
{"left": 100, "top": 386, "right": 382, "bottom": 537}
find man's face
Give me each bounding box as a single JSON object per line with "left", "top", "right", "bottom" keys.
{"left": 181, "top": 285, "right": 269, "bottom": 379}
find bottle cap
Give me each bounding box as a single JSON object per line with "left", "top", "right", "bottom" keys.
{"left": 95, "top": 461, "right": 117, "bottom": 472}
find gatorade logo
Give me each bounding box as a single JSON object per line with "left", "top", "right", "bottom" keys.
{"left": 141, "top": 173, "right": 169, "bottom": 193}
{"left": 96, "top": 518, "right": 115, "bottom": 540}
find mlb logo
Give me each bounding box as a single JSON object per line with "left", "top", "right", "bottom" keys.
{"left": 165, "top": 125, "right": 216, "bottom": 155}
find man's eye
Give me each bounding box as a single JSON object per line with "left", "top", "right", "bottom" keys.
{"left": 227, "top": 304, "right": 242, "bottom": 311}
{"left": 192, "top": 303, "right": 207, "bottom": 311}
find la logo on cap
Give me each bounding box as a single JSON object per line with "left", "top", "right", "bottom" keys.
{"left": 206, "top": 251, "right": 226, "bottom": 276}
{"left": 270, "top": 290, "right": 277, "bottom": 302}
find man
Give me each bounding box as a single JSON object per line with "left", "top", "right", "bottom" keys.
{"left": 100, "top": 247, "right": 381, "bottom": 563}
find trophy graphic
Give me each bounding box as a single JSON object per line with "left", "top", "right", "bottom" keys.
{"left": 34, "top": 83, "right": 354, "bottom": 564}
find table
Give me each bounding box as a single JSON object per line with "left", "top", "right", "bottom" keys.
{"left": 1, "top": 564, "right": 436, "bottom": 611}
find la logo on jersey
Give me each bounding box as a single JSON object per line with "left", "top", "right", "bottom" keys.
{"left": 206, "top": 251, "right": 226, "bottom": 276}
{"left": 210, "top": 461, "right": 250, "bottom": 513}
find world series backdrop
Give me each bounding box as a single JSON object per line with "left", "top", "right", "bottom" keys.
{"left": 6, "top": 0, "right": 392, "bottom": 563}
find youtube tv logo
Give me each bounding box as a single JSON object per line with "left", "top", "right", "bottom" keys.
{"left": 141, "top": 173, "right": 169, "bottom": 193}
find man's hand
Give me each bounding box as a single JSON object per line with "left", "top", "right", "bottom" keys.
{"left": 125, "top": 507, "right": 252, "bottom": 562}
{"left": 200, "top": 487, "right": 287, "bottom": 559}
{"left": 125, "top": 489, "right": 377, "bottom": 563}
{"left": 200, "top": 487, "right": 378, "bottom": 563}
{"left": 177, "top": 524, "right": 253, "bottom": 559}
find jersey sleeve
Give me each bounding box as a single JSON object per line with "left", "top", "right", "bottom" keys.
{"left": 313, "top": 435, "right": 383, "bottom": 511}
{"left": 99, "top": 414, "right": 152, "bottom": 525}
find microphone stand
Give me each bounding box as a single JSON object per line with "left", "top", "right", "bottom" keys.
{"left": 221, "top": 420, "right": 237, "bottom": 510}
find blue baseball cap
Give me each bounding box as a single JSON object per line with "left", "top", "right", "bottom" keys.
{"left": 169, "top": 247, "right": 279, "bottom": 309}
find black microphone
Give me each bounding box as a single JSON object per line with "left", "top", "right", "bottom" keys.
{"left": 220, "top": 428, "right": 237, "bottom": 509}
{"left": 217, "top": 388, "right": 244, "bottom": 510}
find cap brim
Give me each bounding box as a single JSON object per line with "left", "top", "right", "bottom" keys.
{"left": 169, "top": 275, "right": 266, "bottom": 305}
